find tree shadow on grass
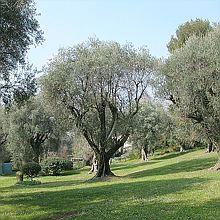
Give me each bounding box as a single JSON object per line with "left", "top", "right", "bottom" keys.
{"left": 111, "top": 161, "right": 158, "bottom": 172}
{"left": 126, "top": 157, "right": 216, "bottom": 179}
{"left": 60, "top": 169, "right": 81, "bottom": 176}
{"left": 0, "top": 178, "right": 84, "bottom": 193}
{"left": 114, "top": 197, "right": 220, "bottom": 220}
{"left": 153, "top": 151, "right": 189, "bottom": 160}
{"left": 0, "top": 177, "right": 209, "bottom": 220}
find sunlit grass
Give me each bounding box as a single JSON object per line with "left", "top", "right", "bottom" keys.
{"left": 0, "top": 149, "right": 219, "bottom": 219}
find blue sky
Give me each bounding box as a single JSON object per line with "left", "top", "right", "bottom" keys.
{"left": 28, "top": 0, "right": 220, "bottom": 69}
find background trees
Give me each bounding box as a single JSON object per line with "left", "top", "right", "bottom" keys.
{"left": 159, "top": 26, "right": 220, "bottom": 169}
{"left": 42, "top": 38, "right": 155, "bottom": 177}
{"left": 131, "top": 101, "right": 172, "bottom": 161}
{"left": 7, "top": 97, "right": 60, "bottom": 168}
{"left": 167, "top": 18, "right": 213, "bottom": 53}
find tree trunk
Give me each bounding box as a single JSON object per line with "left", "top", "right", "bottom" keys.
{"left": 141, "top": 147, "right": 148, "bottom": 161}
{"left": 88, "top": 154, "right": 98, "bottom": 174}
{"left": 33, "top": 154, "right": 40, "bottom": 163}
{"left": 210, "top": 145, "right": 220, "bottom": 171}
{"left": 208, "top": 142, "right": 214, "bottom": 152}
{"left": 180, "top": 143, "right": 185, "bottom": 152}
{"left": 151, "top": 148, "right": 155, "bottom": 156}
{"left": 95, "top": 153, "right": 114, "bottom": 178}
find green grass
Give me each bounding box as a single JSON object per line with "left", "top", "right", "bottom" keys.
{"left": 0, "top": 149, "right": 219, "bottom": 220}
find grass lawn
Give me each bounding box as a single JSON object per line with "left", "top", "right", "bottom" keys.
{"left": 0, "top": 149, "right": 219, "bottom": 220}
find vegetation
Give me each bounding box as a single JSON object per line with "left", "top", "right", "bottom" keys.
{"left": 0, "top": 0, "right": 43, "bottom": 104}
{"left": 21, "top": 162, "right": 41, "bottom": 180}
{"left": 167, "top": 18, "right": 213, "bottom": 53}
{"left": 0, "top": 150, "right": 219, "bottom": 219}
{"left": 131, "top": 102, "right": 172, "bottom": 161}
{"left": 6, "top": 97, "right": 60, "bottom": 167}
{"left": 42, "top": 38, "right": 155, "bottom": 177}
{"left": 159, "top": 26, "right": 220, "bottom": 169}
{"left": 41, "top": 157, "right": 73, "bottom": 176}
{"left": 0, "top": 1, "right": 219, "bottom": 218}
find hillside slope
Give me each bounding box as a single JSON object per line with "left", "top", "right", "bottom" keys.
{"left": 0, "top": 149, "right": 219, "bottom": 220}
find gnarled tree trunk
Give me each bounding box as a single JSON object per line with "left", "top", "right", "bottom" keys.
{"left": 96, "top": 153, "right": 114, "bottom": 177}
{"left": 141, "top": 147, "right": 148, "bottom": 161}
{"left": 207, "top": 141, "right": 215, "bottom": 153}
{"left": 88, "top": 154, "right": 98, "bottom": 174}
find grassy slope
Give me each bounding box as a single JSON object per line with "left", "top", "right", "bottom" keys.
{"left": 0, "top": 149, "right": 219, "bottom": 220}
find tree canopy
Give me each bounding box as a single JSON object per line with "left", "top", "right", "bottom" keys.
{"left": 0, "top": 0, "right": 43, "bottom": 105}
{"left": 132, "top": 101, "right": 172, "bottom": 160}
{"left": 160, "top": 26, "right": 220, "bottom": 168}
{"left": 0, "top": 0, "right": 43, "bottom": 75}
{"left": 7, "top": 97, "right": 59, "bottom": 168}
{"left": 167, "top": 18, "right": 213, "bottom": 53}
{"left": 42, "top": 38, "right": 155, "bottom": 177}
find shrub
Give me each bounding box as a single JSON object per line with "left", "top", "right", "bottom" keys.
{"left": 41, "top": 157, "right": 73, "bottom": 176}
{"left": 21, "top": 162, "right": 41, "bottom": 179}
{"left": 62, "top": 159, "right": 73, "bottom": 171}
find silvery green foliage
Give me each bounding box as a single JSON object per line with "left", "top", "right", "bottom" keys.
{"left": 132, "top": 101, "right": 172, "bottom": 152}
{"left": 7, "top": 97, "right": 58, "bottom": 167}
{"left": 0, "top": 0, "right": 43, "bottom": 106}
{"left": 161, "top": 27, "right": 220, "bottom": 154}
{"left": 167, "top": 18, "right": 213, "bottom": 53}
{"left": 42, "top": 38, "right": 155, "bottom": 157}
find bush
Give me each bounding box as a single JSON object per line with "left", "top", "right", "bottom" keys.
{"left": 62, "top": 159, "right": 73, "bottom": 171}
{"left": 21, "top": 162, "right": 41, "bottom": 179}
{"left": 41, "top": 157, "right": 73, "bottom": 176}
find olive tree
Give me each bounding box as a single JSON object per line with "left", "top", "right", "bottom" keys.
{"left": 167, "top": 18, "right": 213, "bottom": 54}
{"left": 7, "top": 97, "right": 58, "bottom": 167}
{"left": 0, "top": 0, "right": 43, "bottom": 105}
{"left": 0, "top": 0, "right": 43, "bottom": 75}
{"left": 160, "top": 27, "right": 220, "bottom": 170}
{"left": 169, "top": 109, "right": 204, "bottom": 152}
{"left": 42, "top": 39, "right": 155, "bottom": 177}
{"left": 132, "top": 102, "right": 172, "bottom": 161}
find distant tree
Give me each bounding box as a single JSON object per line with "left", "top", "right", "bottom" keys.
{"left": 42, "top": 38, "right": 155, "bottom": 178}
{"left": 167, "top": 18, "right": 213, "bottom": 53}
{"left": 71, "top": 130, "right": 93, "bottom": 165}
{"left": 132, "top": 101, "right": 172, "bottom": 161}
{"left": 160, "top": 26, "right": 220, "bottom": 170}
{"left": 7, "top": 97, "right": 59, "bottom": 167}
{"left": 168, "top": 108, "right": 203, "bottom": 152}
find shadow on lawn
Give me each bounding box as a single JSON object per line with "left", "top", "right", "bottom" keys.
{"left": 0, "top": 176, "right": 209, "bottom": 220}
{"left": 116, "top": 197, "right": 220, "bottom": 220}
{"left": 126, "top": 157, "right": 216, "bottom": 178}
{"left": 112, "top": 161, "right": 158, "bottom": 172}
{"left": 153, "top": 151, "right": 189, "bottom": 160}
{"left": 0, "top": 152, "right": 218, "bottom": 219}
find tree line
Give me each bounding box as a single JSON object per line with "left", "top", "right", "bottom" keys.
{"left": 0, "top": 0, "right": 219, "bottom": 178}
